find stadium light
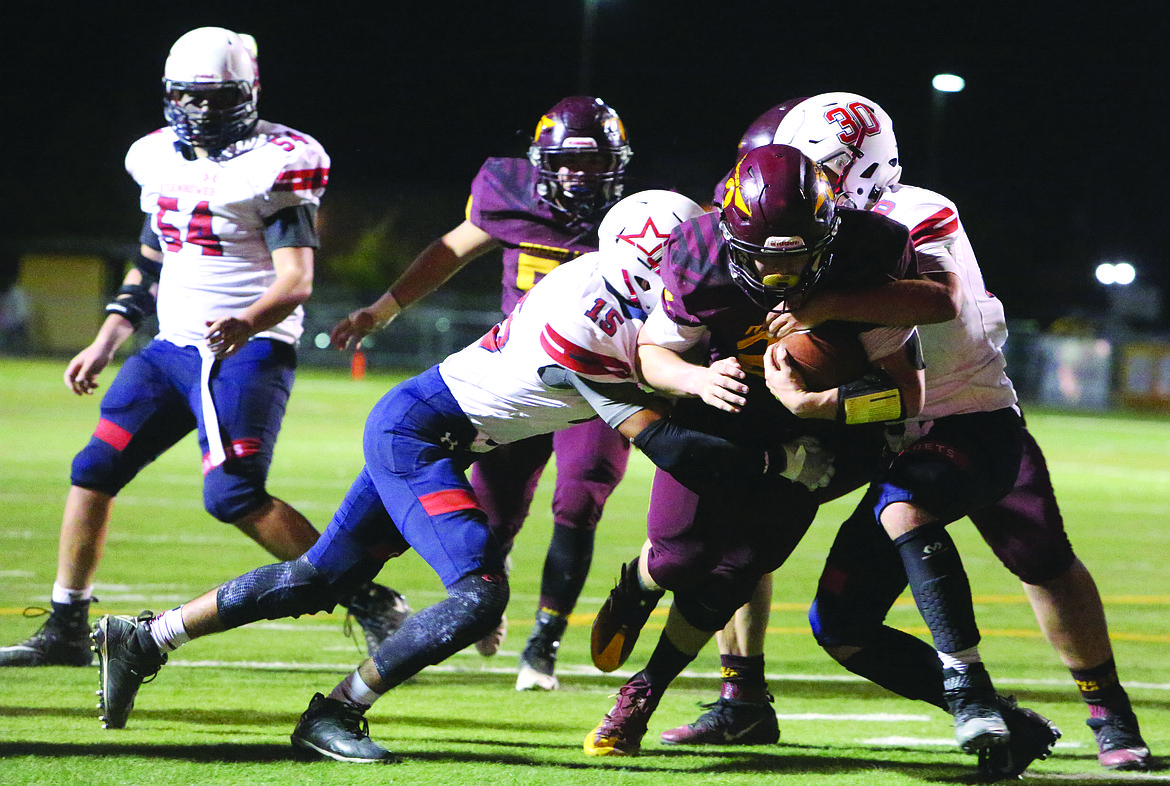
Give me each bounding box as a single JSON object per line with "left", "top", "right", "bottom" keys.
{"left": 1095, "top": 262, "right": 1136, "bottom": 286}
{"left": 932, "top": 74, "right": 966, "bottom": 93}
{"left": 928, "top": 73, "right": 965, "bottom": 184}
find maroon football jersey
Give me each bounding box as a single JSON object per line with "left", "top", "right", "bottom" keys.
{"left": 467, "top": 157, "right": 600, "bottom": 314}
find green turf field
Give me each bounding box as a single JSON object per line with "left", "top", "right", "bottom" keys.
{"left": 2, "top": 356, "right": 1168, "bottom": 785}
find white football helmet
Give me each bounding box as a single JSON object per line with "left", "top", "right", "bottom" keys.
{"left": 163, "top": 27, "right": 260, "bottom": 151}
{"left": 773, "top": 92, "right": 901, "bottom": 210}
{"left": 597, "top": 190, "right": 706, "bottom": 314}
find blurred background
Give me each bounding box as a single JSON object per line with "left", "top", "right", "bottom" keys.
{"left": 3, "top": 2, "right": 1167, "bottom": 410}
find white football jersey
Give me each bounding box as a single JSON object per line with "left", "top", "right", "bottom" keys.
{"left": 872, "top": 184, "right": 1017, "bottom": 419}
{"left": 125, "top": 120, "right": 329, "bottom": 347}
{"left": 439, "top": 253, "right": 643, "bottom": 450}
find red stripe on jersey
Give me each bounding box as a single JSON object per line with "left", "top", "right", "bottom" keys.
{"left": 94, "top": 419, "right": 132, "bottom": 451}
{"left": 540, "top": 325, "right": 632, "bottom": 379}
{"left": 910, "top": 207, "right": 958, "bottom": 246}
{"left": 418, "top": 488, "right": 481, "bottom": 517}
{"left": 272, "top": 167, "right": 330, "bottom": 192}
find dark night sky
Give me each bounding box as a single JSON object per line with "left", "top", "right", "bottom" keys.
{"left": 4, "top": 2, "right": 1166, "bottom": 326}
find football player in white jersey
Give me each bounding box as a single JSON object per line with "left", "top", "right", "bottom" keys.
{"left": 0, "top": 27, "right": 408, "bottom": 674}
{"left": 85, "top": 190, "right": 833, "bottom": 759}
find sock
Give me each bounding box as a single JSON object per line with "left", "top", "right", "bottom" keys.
{"left": 937, "top": 646, "right": 981, "bottom": 674}
{"left": 720, "top": 654, "right": 769, "bottom": 703}
{"left": 538, "top": 524, "right": 594, "bottom": 615}
{"left": 893, "top": 523, "right": 981, "bottom": 653}
{"left": 52, "top": 583, "right": 93, "bottom": 605}
{"left": 329, "top": 670, "right": 382, "bottom": 710}
{"left": 148, "top": 608, "right": 191, "bottom": 653}
{"left": 839, "top": 625, "right": 947, "bottom": 710}
{"left": 642, "top": 634, "right": 695, "bottom": 694}
{"left": 1072, "top": 657, "right": 1134, "bottom": 718}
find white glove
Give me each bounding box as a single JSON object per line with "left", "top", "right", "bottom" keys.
{"left": 776, "top": 435, "right": 835, "bottom": 490}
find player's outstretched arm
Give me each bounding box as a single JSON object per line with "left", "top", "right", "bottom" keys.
{"left": 766, "top": 273, "right": 960, "bottom": 340}
{"left": 329, "top": 221, "right": 499, "bottom": 350}
{"left": 636, "top": 344, "right": 749, "bottom": 414}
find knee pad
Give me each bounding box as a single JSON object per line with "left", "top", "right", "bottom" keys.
{"left": 809, "top": 596, "right": 860, "bottom": 649}
{"left": 204, "top": 457, "right": 270, "bottom": 522}
{"left": 371, "top": 572, "right": 509, "bottom": 681}
{"left": 809, "top": 583, "right": 894, "bottom": 650}
{"left": 71, "top": 439, "right": 134, "bottom": 496}
{"left": 445, "top": 571, "right": 510, "bottom": 641}
{"left": 216, "top": 556, "right": 334, "bottom": 629}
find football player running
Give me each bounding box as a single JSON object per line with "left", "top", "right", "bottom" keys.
{"left": 584, "top": 144, "right": 953, "bottom": 758}
{"left": 0, "top": 27, "right": 408, "bottom": 672}
{"left": 672, "top": 92, "right": 1150, "bottom": 776}
{"left": 87, "top": 191, "right": 832, "bottom": 760}
{"left": 329, "top": 97, "right": 639, "bottom": 691}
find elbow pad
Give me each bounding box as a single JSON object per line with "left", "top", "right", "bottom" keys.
{"left": 105, "top": 283, "right": 156, "bottom": 330}
{"left": 633, "top": 417, "right": 764, "bottom": 494}
{"left": 837, "top": 372, "right": 904, "bottom": 425}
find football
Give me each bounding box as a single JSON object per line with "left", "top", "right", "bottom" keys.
{"left": 773, "top": 322, "right": 873, "bottom": 392}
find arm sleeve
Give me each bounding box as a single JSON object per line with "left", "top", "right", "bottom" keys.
{"left": 539, "top": 365, "right": 651, "bottom": 428}
{"left": 263, "top": 204, "right": 320, "bottom": 251}
{"left": 632, "top": 417, "right": 766, "bottom": 496}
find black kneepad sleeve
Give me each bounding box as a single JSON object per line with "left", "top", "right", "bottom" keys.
{"left": 216, "top": 557, "right": 335, "bottom": 629}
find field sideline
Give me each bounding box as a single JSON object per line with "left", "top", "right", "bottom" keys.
{"left": 2, "top": 356, "right": 1169, "bottom": 785}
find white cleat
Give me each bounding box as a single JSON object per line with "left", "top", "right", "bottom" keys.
{"left": 515, "top": 663, "right": 558, "bottom": 691}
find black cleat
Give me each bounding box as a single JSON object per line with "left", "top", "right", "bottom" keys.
{"left": 590, "top": 559, "right": 664, "bottom": 673}
{"left": 91, "top": 612, "right": 167, "bottom": 729}
{"left": 1088, "top": 710, "right": 1152, "bottom": 771}
{"left": 977, "top": 695, "right": 1061, "bottom": 781}
{"left": 660, "top": 696, "right": 780, "bottom": 746}
{"left": 944, "top": 664, "right": 1010, "bottom": 754}
{"left": 0, "top": 607, "right": 92, "bottom": 667}
{"left": 290, "top": 693, "right": 399, "bottom": 763}
{"left": 342, "top": 583, "right": 411, "bottom": 656}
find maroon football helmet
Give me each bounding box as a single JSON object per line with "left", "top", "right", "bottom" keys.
{"left": 736, "top": 97, "right": 809, "bottom": 157}
{"left": 720, "top": 144, "right": 840, "bottom": 310}
{"left": 527, "top": 96, "right": 633, "bottom": 222}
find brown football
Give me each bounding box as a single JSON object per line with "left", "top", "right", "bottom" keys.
{"left": 774, "top": 323, "right": 873, "bottom": 392}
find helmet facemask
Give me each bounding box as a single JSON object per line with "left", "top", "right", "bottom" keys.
{"left": 163, "top": 80, "right": 258, "bottom": 152}
{"left": 722, "top": 223, "right": 836, "bottom": 312}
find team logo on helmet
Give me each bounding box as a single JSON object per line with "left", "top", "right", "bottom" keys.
{"left": 724, "top": 159, "right": 752, "bottom": 219}
{"left": 615, "top": 218, "right": 671, "bottom": 270}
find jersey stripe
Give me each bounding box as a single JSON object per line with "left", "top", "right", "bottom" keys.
{"left": 540, "top": 324, "right": 632, "bottom": 379}
{"left": 272, "top": 167, "right": 330, "bottom": 193}
{"left": 909, "top": 207, "right": 958, "bottom": 246}
{"left": 418, "top": 488, "right": 482, "bottom": 516}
